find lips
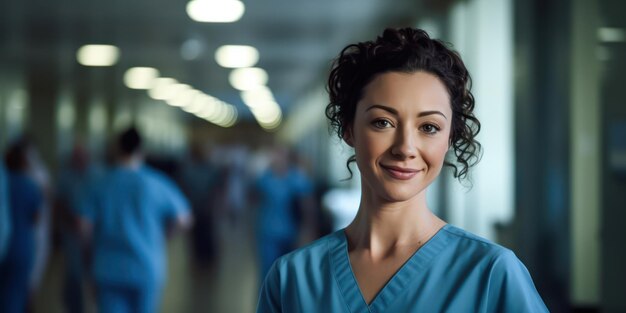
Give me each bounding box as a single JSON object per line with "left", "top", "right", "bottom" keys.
{"left": 381, "top": 164, "right": 421, "bottom": 180}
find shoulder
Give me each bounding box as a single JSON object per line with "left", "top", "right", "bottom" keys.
{"left": 140, "top": 165, "right": 167, "bottom": 180}
{"left": 438, "top": 225, "right": 530, "bottom": 278}
{"left": 441, "top": 225, "right": 548, "bottom": 312}
{"left": 140, "top": 166, "right": 178, "bottom": 188}
{"left": 441, "top": 224, "right": 514, "bottom": 261}
{"left": 259, "top": 232, "right": 340, "bottom": 311}
{"left": 265, "top": 231, "right": 342, "bottom": 285}
{"left": 273, "top": 231, "right": 338, "bottom": 271}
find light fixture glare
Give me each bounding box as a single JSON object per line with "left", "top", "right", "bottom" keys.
{"left": 187, "top": 0, "right": 245, "bottom": 23}
{"left": 77, "top": 45, "right": 120, "bottom": 66}
{"left": 124, "top": 67, "right": 159, "bottom": 89}
{"left": 229, "top": 67, "right": 268, "bottom": 91}
{"left": 215, "top": 45, "right": 259, "bottom": 68}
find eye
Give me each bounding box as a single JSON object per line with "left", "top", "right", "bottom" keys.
{"left": 420, "top": 123, "right": 440, "bottom": 134}
{"left": 372, "top": 119, "right": 393, "bottom": 129}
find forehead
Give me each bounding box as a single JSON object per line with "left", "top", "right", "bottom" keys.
{"left": 359, "top": 71, "right": 451, "bottom": 115}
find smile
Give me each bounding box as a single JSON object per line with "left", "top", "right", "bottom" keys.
{"left": 381, "top": 165, "right": 422, "bottom": 180}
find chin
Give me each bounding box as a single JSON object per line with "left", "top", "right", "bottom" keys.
{"left": 378, "top": 183, "right": 426, "bottom": 203}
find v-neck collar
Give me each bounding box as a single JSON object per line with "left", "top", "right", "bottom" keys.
{"left": 329, "top": 224, "right": 451, "bottom": 313}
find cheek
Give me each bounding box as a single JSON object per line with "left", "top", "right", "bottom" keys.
{"left": 353, "top": 133, "right": 387, "bottom": 169}
{"left": 424, "top": 140, "right": 450, "bottom": 167}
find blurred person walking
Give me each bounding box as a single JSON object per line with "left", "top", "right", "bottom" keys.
{"left": 178, "top": 142, "right": 220, "bottom": 269}
{"left": 56, "top": 142, "right": 102, "bottom": 313}
{"left": 254, "top": 146, "right": 316, "bottom": 280}
{"left": 223, "top": 144, "right": 250, "bottom": 227}
{"left": 0, "top": 139, "right": 43, "bottom": 313}
{"left": 26, "top": 140, "right": 53, "bottom": 306}
{"left": 0, "top": 160, "right": 10, "bottom": 262}
{"left": 78, "top": 127, "right": 191, "bottom": 313}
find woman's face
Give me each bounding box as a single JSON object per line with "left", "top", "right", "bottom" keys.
{"left": 345, "top": 71, "right": 452, "bottom": 203}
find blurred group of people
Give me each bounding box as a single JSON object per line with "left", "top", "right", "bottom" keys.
{"left": 179, "top": 142, "right": 320, "bottom": 281}
{"left": 0, "top": 127, "right": 321, "bottom": 313}
{"left": 0, "top": 128, "right": 192, "bottom": 313}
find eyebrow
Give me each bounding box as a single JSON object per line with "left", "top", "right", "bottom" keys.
{"left": 365, "top": 104, "right": 448, "bottom": 120}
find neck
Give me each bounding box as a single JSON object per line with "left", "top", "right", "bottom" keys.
{"left": 118, "top": 154, "right": 143, "bottom": 169}
{"left": 345, "top": 189, "right": 443, "bottom": 258}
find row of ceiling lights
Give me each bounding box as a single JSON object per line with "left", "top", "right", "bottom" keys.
{"left": 218, "top": 46, "right": 282, "bottom": 130}
{"left": 188, "top": 0, "right": 283, "bottom": 130}
{"left": 76, "top": 45, "right": 237, "bottom": 127}
{"left": 75, "top": 0, "right": 282, "bottom": 130}
{"left": 126, "top": 67, "right": 238, "bottom": 127}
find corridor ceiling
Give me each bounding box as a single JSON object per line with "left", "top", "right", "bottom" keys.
{"left": 0, "top": 0, "right": 447, "bottom": 122}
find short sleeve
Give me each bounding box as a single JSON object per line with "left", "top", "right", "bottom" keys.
{"left": 156, "top": 174, "right": 190, "bottom": 219}
{"left": 487, "top": 250, "right": 549, "bottom": 312}
{"left": 257, "top": 260, "right": 282, "bottom": 313}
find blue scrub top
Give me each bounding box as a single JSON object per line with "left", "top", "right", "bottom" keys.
{"left": 2, "top": 172, "right": 42, "bottom": 265}
{"left": 79, "top": 165, "right": 189, "bottom": 287}
{"left": 258, "top": 224, "right": 549, "bottom": 313}
{"left": 0, "top": 164, "right": 10, "bottom": 260}
{"left": 256, "top": 168, "right": 313, "bottom": 239}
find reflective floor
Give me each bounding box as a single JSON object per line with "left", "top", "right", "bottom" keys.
{"left": 32, "top": 214, "right": 259, "bottom": 313}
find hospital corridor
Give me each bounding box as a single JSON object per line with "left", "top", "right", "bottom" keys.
{"left": 1, "top": 0, "right": 626, "bottom": 312}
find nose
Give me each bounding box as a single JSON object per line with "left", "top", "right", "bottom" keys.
{"left": 390, "top": 125, "right": 418, "bottom": 159}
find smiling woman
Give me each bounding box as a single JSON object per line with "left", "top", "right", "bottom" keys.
{"left": 346, "top": 71, "right": 452, "bottom": 205}
{"left": 256, "top": 28, "right": 549, "bottom": 313}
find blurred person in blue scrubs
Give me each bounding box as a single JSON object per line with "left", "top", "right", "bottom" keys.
{"left": 56, "top": 142, "right": 102, "bottom": 313}
{"left": 0, "top": 138, "right": 43, "bottom": 313}
{"left": 257, "top": 28, "right": 548, "bottom": 312}
{"left": 254, "top": 145, "right": 316, "bottom": 280}
{"left": 178, "top": 142, "right": 220, "bottom": 269}
{"left": 78, "top": 127, "right": 192, "bottom": 313}
{"left": 0, "top": 160, "right": 10, "bottom": 262}
{"left": 26, "top": 141, "right": 52, "bottom": 301}
{"left": 223, "top": 144, "right": 250, "bottom": 227}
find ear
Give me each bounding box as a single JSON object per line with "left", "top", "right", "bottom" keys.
{"left": 343, "top": 128, "right": 354, "bottom": 147}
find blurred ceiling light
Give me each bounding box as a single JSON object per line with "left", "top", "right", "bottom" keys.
{"left": 124, "top": 67, "right": 160, "bottom": 89}
{"left": 239, "top": 85, "right": 282, "bottom": 130}
{"left": 214, "top": 105, "right": 235, "bottom": 124}
{"left": 210, "top": 102, "right": 228, "bottom": 122}
{"left": 206, "top": 105, "right": 237, "bottom": 127}
{"left": 187, "top": 0, "right": 245, "bottom": 23}
{"left": 218, "top": 113, "right": 237, "bottom": 127}
{"left": 241, "top": 87, "right": 274, "bottom": 106}
{"left": 195, "top": 96, "right": 222, "bottom": 120}
{"left": 181, "top": 92, "right": 211, "bottom": 114}
{"left": 148, "top": 77, "right": 178, "bottom": 100}
{"left": 258, "top": 114, "right": 282, "bottom": 130}
{"left": 597, "top": 27, "right": 625, "bottom": 42}
{"left": 215, "top": 45, "right": 259, "bottom": 68}
{"left": 229, "top": 67, "right": 268, "bottom": 91}
{"left": 251, "top": 103, "right": 281, "bottom": 122}
{"left": 77, "top": 45, "right": 120, "bottom": 66}
{"left": 221, "top": 107, "right": 238, "bottom": 127}
{"left": 168, "top": 86, "right": 196, "bottom": 107}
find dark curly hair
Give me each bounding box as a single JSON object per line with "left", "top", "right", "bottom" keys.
{"left": 326, "top": 27, "right": 481, "bottom": 180}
